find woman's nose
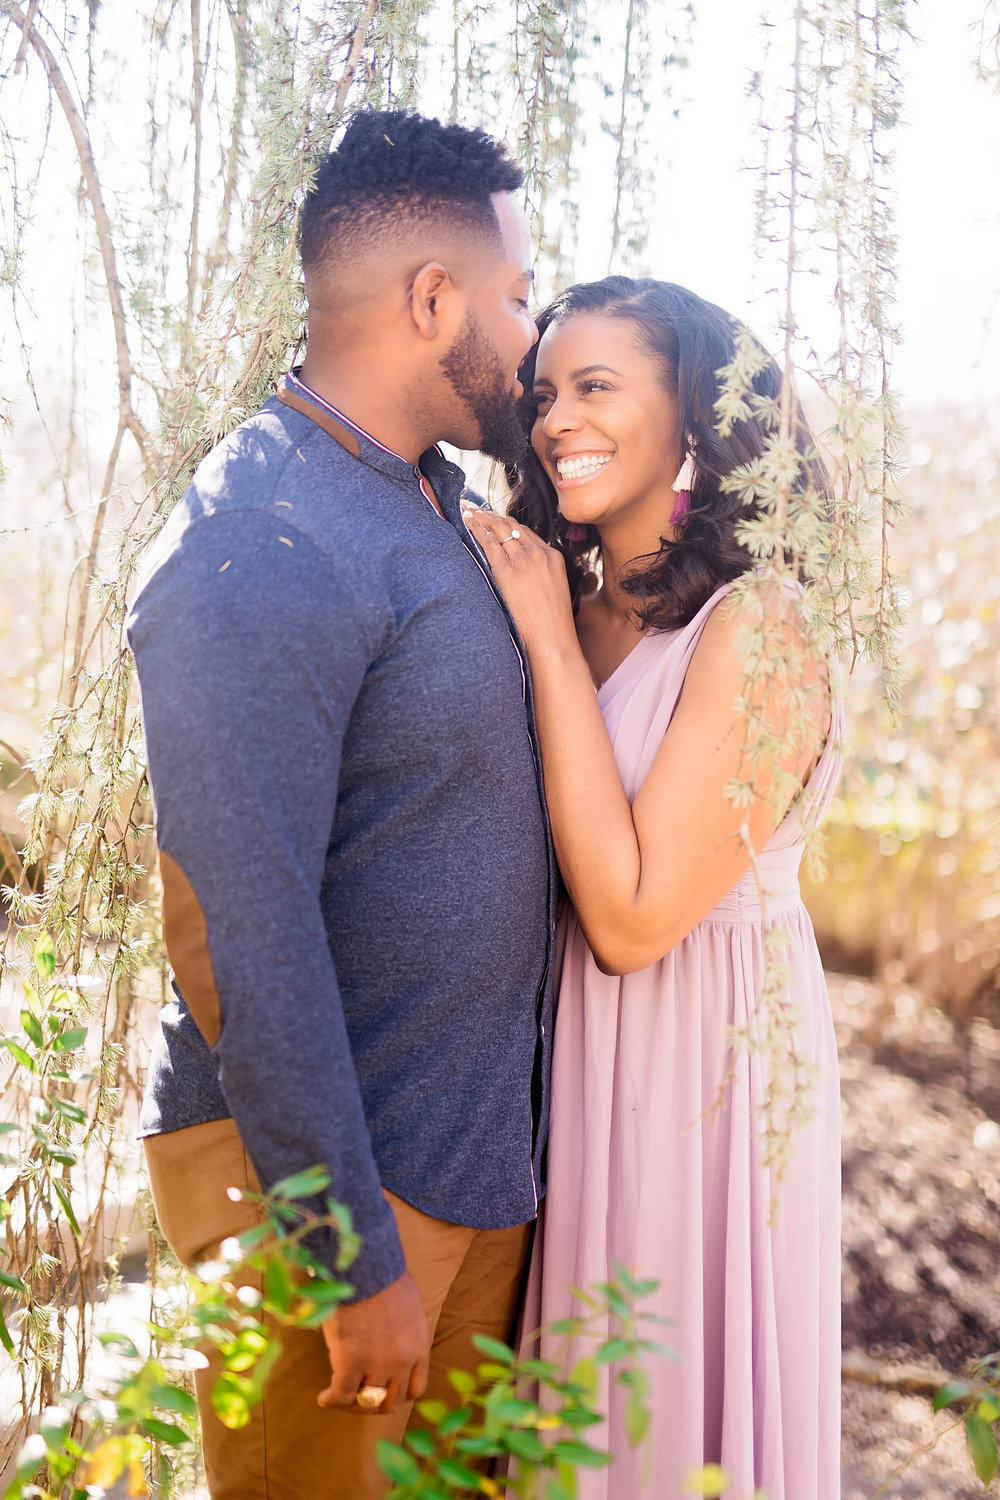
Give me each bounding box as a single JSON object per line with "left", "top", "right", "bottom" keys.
{"left": 542, "top": 394, "right": 579, "bottom": 436}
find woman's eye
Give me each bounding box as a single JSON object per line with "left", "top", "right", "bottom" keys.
{"left": 530, "top": 392, "right": 553, "bottom": 411}
{"left": 580, "top": 380, "right": 611, "bottom": 394}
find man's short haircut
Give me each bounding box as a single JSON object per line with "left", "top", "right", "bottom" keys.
{"left": 299, "top": 109, "right": 524, "bottom": 273}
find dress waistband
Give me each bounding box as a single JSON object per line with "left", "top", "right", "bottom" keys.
{"left": 702, "top": 845, "right": 804, "bottom": 925}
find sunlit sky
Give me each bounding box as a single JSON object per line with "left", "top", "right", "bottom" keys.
{"left": 643, "top": 0, "right": 1000, "bottom": 409}
{"left": 421, "top": 0, "right": 1000, "bottom": 412}
{"left": 2, "top": 0, "right": 998, "bottom": 451}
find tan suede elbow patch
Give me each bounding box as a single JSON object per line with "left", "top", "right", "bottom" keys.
{"left": 159, "top": 851, "right": 222, "bottom": 1047}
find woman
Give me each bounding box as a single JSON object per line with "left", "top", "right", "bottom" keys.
{"left": 462, "top": 277, "right": 841, "bottom": 1500}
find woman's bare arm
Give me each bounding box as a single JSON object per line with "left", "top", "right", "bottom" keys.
{"left": 464, "top": 508, "right": 828, "bottom": 973}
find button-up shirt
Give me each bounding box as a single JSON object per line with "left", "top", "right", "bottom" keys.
{"left": 128, "top": 373, "right": 555, "bottom": 1298}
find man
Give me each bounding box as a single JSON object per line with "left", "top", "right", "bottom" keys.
{"left": 129, "top": 109, "right": 554, "bottom": 1499}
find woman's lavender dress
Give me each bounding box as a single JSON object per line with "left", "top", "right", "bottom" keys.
{"left": 526, "top": 584, "right": 843, "bottom": 1500}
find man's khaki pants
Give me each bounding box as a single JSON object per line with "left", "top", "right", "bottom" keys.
{"left": 145, "top": 1118, "right": 532, "bottom": 1500}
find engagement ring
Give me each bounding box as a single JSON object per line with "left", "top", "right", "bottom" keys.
{"left": 500, "top": 529, "right": 521, "bottom": 544}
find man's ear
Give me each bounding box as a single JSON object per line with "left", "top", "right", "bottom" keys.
{"left": 409, "top": 261, "right": 457, "bottom": 340}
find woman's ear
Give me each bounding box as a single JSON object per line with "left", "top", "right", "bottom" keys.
{"left": 409, "top": 261, "right": 454, "bottom": 340}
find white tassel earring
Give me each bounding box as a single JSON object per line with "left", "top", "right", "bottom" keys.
{"left": 670, "top": 452, "right": 695, "bottom": 523}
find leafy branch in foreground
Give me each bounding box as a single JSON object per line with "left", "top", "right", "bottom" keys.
{"left": 927, "top": 1355, "right": 1000, "bottom": 1492}
{"left": 4, "top": 1173, "right": 680, "bottom": 1500}
{"left": 377, "top": 1264, "right": 672, "bottom": 1500}
{"left": 2, "top": 1166, "right": 355, "bottom": 1499}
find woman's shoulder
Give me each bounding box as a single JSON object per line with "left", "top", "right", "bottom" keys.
{"left": 687, "top": 573, "right": 828, "bottom": 696}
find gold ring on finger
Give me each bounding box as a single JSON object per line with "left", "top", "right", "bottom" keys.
{"left": 356, "top": 1384, "right": 388, "bottom": 1410}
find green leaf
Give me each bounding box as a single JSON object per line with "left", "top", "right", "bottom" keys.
{"left": 638, "top": 1337, "right": 681, "bottom": 1360}
{"left": 965, "top": 1414, "right": 998, "bottom": 1485}
{"left": 569, "top": 1355, "right": 599, "bottom": 1399}
{"left": 269, "top": 1166, "right": 331, "bottom": 1201}
{"left": 448, "top": 1368, "right": 476, "bottom": 1396}
{"left": 141, "top": 1417, "right": 192, "bottom": 1446}
{"left": 375, "top": 1439, "right": 421, "bottom": 1486}
{"left": 211, "top": 1371, "right": 254, "bottom": 1429}
{"left": 2, "top": 1037, "right": 37, "bottom": 1072}
{"left": 504, "top": 1429, "right": 547, "bottom": 1463}
{"left": 978, "top": 1394, "right": 1000, "bottom": 1424}
{"left": 516, "top": 1358, "right": 558, "bottom": 1380}
{"left": 0, "top": 1298, "right": 15, "bottom": 1354}
{"left": 552, "top": 1440, "right": 611, "bottom": 1469}
{"left": 33, "top": 931, "right": 56, "bottom": 977}
{"left": 245, "top": 1337, "right": 282, "bottom": 1400}
{"left": 328, "top": 1200, "right": 360, "bottom": 1270}
{"left": 14, "top": 1431, "right": 46, "bottom": 1483}
{"left": 0, "top": 1268, "right": 29, "bottom": 1295}
{"left": 263, "top": 1256, "right": 293, "bottom": 1316}
{"left": 416, "top": 1399, "right": 449, "bottom": 1426}
{"left": 436, "top": 1457, "right": 484, "bottom": 1486}
{"left": 52, "top": 1027, "right": 88, "bottom": 1053}
{"left": 44, "top": 1147, "right": 78, "bottom": 1167}
{"left": 490, "top": 1398, "right": 537, "bottom": 1425}
{"left": 933, "top": 1380, "right": 970, "bottom": 1412}
{"left": 151, "top": 1384, "right": 200, "bottom": 1419}
{"left": 51, "top": 1097, "right": 87, "bottom": 1124}
{"left": 227, "top": 1328, "right": 269, "bottom": 1371}
{"left": 437, "top": 1407, "right": 471, "bottom": 1437}
{"left": 52, "top": 1177, "right": 82, "bottom": 1236}
{"left": 99, "top": 1331, "right": 140, "bottom": 1357}
{"left": 472, "top": 1333, "right": 515, "bottom": 1363}
{"left": 403, "top": 1429, "right": 436, "bottom": 1458}
{"left": 595, "top": 1337, "right": 630, "bottom": 1365}
{"left": 0, "top": 1122, "right": 18, "bottom": 1135}
{"left": 600, "top": 1287, "right": 630, "bottom": 1320}
{"left": 454, "top": 1435, "right": 501, "bottom": 1457}
{"left": 39, "top": 1405, "right": 72, "bottom": 1449}
{"left": 559, "top": 1409, "right": 603, "bottom": 1429}
{"left": 20, "top": 1009, "right": 44, "bottom": 1048}
{"left": 625, "top": 1371, "right": 650, "bottom": 1448}
{"left": 542, "top": 1478, "right": 573, "bottom": 1500}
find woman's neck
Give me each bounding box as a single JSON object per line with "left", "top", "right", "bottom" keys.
{"left": 597, "top": 518, "right": 678, "bottom": 620}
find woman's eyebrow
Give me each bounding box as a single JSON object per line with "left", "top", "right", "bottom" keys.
{"left": 571, "top": 364, "right": 623, "bottom": 379}
{"left": 533, "top": 364, "right": 623, "bottom": 388}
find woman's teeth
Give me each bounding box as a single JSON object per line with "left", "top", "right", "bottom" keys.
{"left": 556, "top": 453, "right": 612, "bottom": 481}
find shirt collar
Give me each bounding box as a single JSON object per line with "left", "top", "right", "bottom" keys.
{"left": 282, "top": 368, "right": 465, "bottom": 510}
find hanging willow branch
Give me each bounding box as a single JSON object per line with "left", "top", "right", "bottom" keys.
{"left": 0, "top": 0, "right": 149, "bottom": 463}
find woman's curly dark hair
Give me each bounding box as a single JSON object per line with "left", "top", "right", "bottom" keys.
{"left": 506, "top": 276, "right": 830, "bottom": 631}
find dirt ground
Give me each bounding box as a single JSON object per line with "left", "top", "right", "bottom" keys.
{"left": 833, "top": 972, "right": 1000, "bottom": 1498}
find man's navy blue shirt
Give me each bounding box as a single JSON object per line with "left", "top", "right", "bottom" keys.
{"left": 128, "top": 378, "right": 555, "bottom": 1298}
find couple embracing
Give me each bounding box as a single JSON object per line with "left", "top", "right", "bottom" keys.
{"left": 130, "top": 109, "right": 841, "bottom": 1500}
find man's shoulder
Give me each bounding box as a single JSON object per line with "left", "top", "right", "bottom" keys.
{"left": 186, "top": 396, "right": 359, "bottom": 522}
{"left": 136, "top": 399, "right": 379, "bottom": 587}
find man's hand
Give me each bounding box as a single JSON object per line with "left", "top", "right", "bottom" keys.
{"left": 317, "top": 1269, "right": 430, "bottom": 1414}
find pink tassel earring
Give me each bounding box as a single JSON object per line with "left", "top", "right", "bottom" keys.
{"left": 670, "top": 452, "right": 695, "bottom": 524}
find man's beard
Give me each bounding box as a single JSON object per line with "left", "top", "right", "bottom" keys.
{"left": 439, "top": 312, "right": 528, "bottom": 464}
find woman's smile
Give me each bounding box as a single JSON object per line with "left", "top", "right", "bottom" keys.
{"left": 552, "top": 450, "right": 615, "bottom": 486}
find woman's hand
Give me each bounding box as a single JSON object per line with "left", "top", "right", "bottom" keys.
{"left": 461, "top": 501, "right": 576, "bottom": 656}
